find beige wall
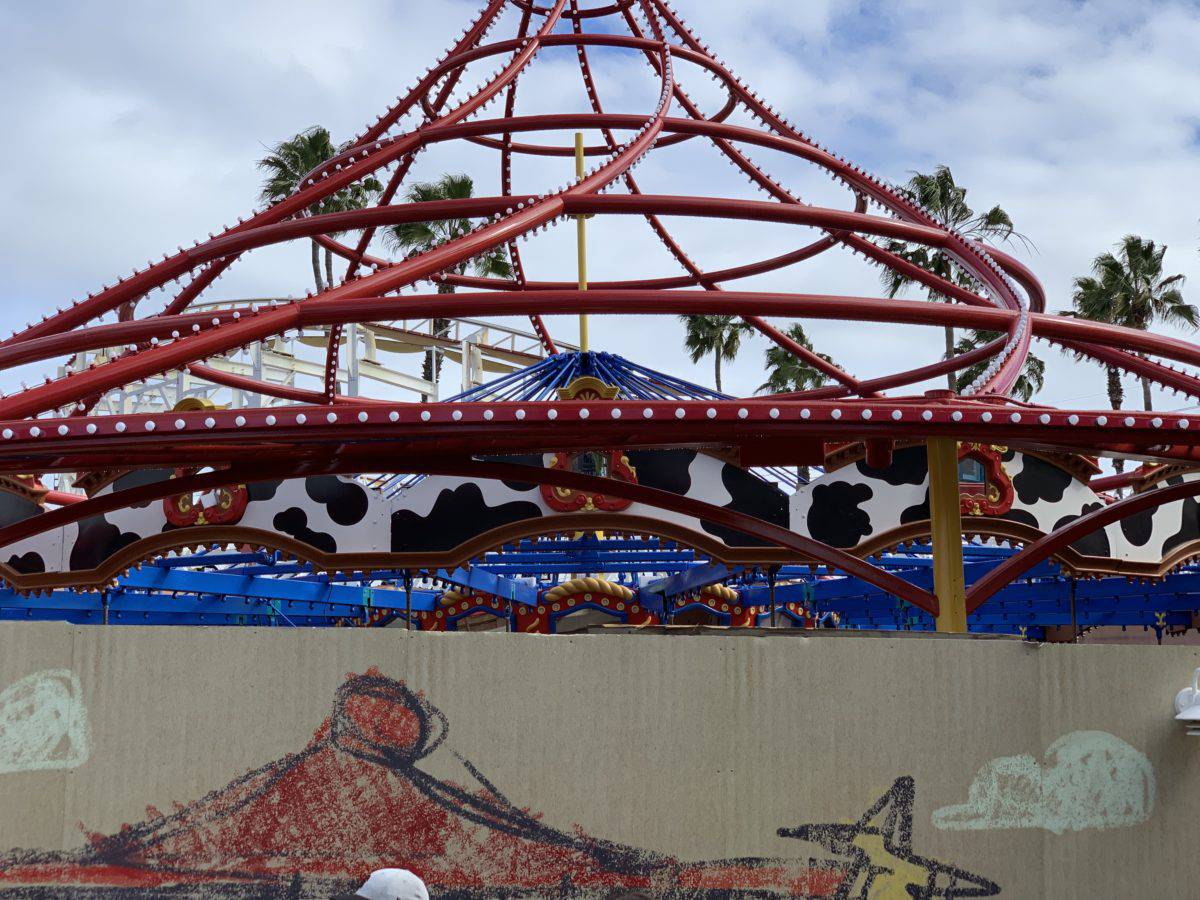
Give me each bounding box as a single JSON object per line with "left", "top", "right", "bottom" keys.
{"left": 0, "top": 624, "right": 1197, "bottom": 898}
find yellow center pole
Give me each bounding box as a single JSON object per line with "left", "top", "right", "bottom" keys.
{"left": 574, "top": 132, "right": 589, "bottom": 352}
{"left": 927, "top": 437, "right": 968, "bottom": 632}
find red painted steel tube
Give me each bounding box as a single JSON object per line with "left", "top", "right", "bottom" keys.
{"left": 966, "top": 478, "right": 1200, "bottom": 610}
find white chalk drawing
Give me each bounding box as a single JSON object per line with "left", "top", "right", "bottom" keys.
{"left": 932, "top": 730, "right": 1155, "bottom": 835}
{"left": 0, "top": 669, "right": 91, "bottom": 774}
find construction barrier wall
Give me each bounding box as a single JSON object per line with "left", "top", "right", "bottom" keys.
{"left": 0, "top": 623, "right": 1196, "bottom": 898}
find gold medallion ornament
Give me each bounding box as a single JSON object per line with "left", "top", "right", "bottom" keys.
{"left": 542, "top": 376, "right": 637, "bottom": 513}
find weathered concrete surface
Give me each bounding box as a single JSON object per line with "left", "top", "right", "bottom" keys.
{"left": 0, "top": 623, "right": 1195, "bottom": 898}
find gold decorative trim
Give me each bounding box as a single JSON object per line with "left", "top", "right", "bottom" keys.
{"left": 556, "top": 376, "right": 619, "bottom": 401}
{"left": 544, "top": 576, "right": 634, "bottom": 604}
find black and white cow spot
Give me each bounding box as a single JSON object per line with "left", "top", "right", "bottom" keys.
{"left": 1118, "top": 506, "right": 1157, "bottom": 547}
{"left": 807, "top": 482, "right": 874, "bottom": 548}
{"left": 1162, "top": 497, "right": 1200, "bottom": 557}
{"left": 391, "top": 482, "right": 543, "bottom": 553}
{"left": 1054, "top": 502, "right": 1111, "bottom": 556}
{"left": 855, "top": 445, "right": 928, "bottom": 486}
{"left": 305, "top": 476, "right": 369, "bottom": 526}
{"left": 273, "top": 508, "right": 337, "bottom": 554}
{"left": 248, "top": 480, "right": 283, "bottom": 502}
{"left": 699, "top": 462, "right": 789, "bottom": 547}
{"left": 627, "top": 449, "right": 698, "bottom": 497}
{"left": 1000, "top": 508, "right": 1041, "bottom": 530}
{"left": 1012, "top": 456, "right": 1073, "bottom": 506}
{"left": 492, "top": 454, "right": 548, "bottom": 492}
{"left": 899, "top": 492, "right": 930, "bottom": 525}
{"left": 70, "top": 518, "right": 143, "bottom": 570}
{"left": 5, "top": 551, "right": 45, "bottom": 574}
{"left": 110, "top": 468, "right": 174, "bottom": 509}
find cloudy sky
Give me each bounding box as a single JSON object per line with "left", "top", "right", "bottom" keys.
{"left": 1, "top": 0, "right": 1198, "bottom": 411}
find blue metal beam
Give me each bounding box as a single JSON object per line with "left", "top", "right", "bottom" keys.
{"left": 428, "top": 567, "right": 538, "bottom": 605}
{"left": 642, "top": 562, "right": 746, "bottom": 598}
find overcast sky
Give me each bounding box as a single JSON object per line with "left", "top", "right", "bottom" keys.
{"left": 1, "top": 0, "right": 1198, "bottom": 411}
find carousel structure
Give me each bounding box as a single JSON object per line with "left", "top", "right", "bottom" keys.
{"left": 4, "top": 0, "right": 1200, "bottom": 640}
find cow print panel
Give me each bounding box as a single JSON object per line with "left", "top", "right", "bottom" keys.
{"left": 70, "top": 518, "right": 142, "bottom": 570}
{"left": 1118, "top": 507, "right": 1157, "bottom": 547}
{"left": 248, "top": 480, "right": 283, "bottom": 502}
{"left": 112, "top": 468, "right": 174, "bottom": 509}
{"left": 699, "top": 462, "right": 789, "bottom": 548}
{"left": 1162, "top": 497, "right": 1200, "bottom": 558}
{"left": 305, "top": 476, "right": 369, "bottom": 527}
{"left": 626, "top": 449, "right": 698, "bottom": 497}
{"left": 489, "top": 458, "right": 547, "bottom": 494}
{"left": 391, "top": 483, "right": 543, "bottom": 553}
{"left": 806, "top": 482, "right": 874, "bottom": 548}
{"left": 273, "top": 508, "right": 337, "bottom": 554}
{"left": 1054, "top": 503, "right": 1110, "bottom": 556}
{"left": 1012, "top": 456, "right": 1073, "bottom": 506}
{"left": 1000, "top": 508, "right": 1041, "bottom": 530}
{"left": 5, "top": 551, "right": 45, "bottom": 574}
{"left": 899, "top": 491, "right": 930, "bottom": 525}
{"left": 856, "top": 445, "right": 927, "bottom": 486}
{"left": 479, "top": 454, "right": 544, "bottom": 492}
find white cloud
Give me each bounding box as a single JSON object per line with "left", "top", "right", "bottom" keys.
{"left": 933, "top": 730, "right": 1155, "bottom": 834}
{"left": 0, "top": 0, "right": 1197, "bottom": 412}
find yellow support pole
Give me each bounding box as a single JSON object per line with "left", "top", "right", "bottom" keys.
{"left": 574, "top": 132, "right": 589, "bottom": 352}
{"left": 927, "top": 437, "right": 968, "bottom": 632}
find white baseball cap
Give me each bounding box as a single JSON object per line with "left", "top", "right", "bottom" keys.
{"left": 348, "top": 868, "right": 430, "bottom": 900}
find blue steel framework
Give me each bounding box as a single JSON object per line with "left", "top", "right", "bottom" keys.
{"left": 4, "top": 539, "right": 1199, "bottom": 641}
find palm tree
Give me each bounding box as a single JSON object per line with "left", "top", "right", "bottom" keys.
{"left": 679, "top": 315, "right": 753, "bottom": 392}
{"left": 757, "top": 323, "right": 830, "bottom": 394}
{"left": 258, "top": 126, "right": 382, "bottom": 293}
{"left": 386, "top": 173, "right": 512, "bottom": 384}
{"left": 952, "top": 330, "right": 1045, "bottom": 402}
{"left": 881, "top": 165, "right": 1041, "bottom": 391}
{"left": 757, "top": 323, "right": 829, "bottom": 482}
{"left": 1071, "top": 235, "right": 1194, "bottom": 411}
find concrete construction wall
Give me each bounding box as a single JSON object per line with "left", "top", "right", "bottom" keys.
{"left": 0, "top": 623, "right": 1197, "bottom": 898}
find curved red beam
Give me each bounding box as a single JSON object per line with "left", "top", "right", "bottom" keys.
{"left": 966, "top": 478, "right": 1200, "bottom": 610}
{"left": 5, "top": 108, "right": 1004, "bottom": 352}
{"left": 8, "top": 288, "right": 1200, "bottom": 418}
{"left": 0, "top": 450, "right": 937, "bottom": 616}
{"left": 440, "top": 459, "right": 938, "bottom": 614}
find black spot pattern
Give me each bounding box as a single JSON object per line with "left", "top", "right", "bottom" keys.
{"left": 699, "top": 462, "right": 789, "bottom": 547}
{"left": 6, "top": 551, "right": 44, "bottom": 574}
{"left": 305, "top": 476, "right": 369, "bottom": 526}
{"left": 1119, "top": 507, "right": 1157, "bottom": 547}
{"left": 807, "top": 482, "right": 873, "bottom": 548}
{"left": 1012, "top": 456, "right": 1073, "bottom": 506}
{"left": 1000, "top": 508, "right": 1041, "bottom": 530}
{"left": 248, "top": 480, "right": 283, "bottom": 502}
{"left": 855, "top": 445, "right": 927, "bottom": 486}
{"left": 1162, "top": 496, "right": 1200, "bottom": 557}
{"left": 1054, "top": 502, "right": 1110, "bottom": 556}
{"left": 273, "top": 508, "right": 337, "bottom": 553}
{"left": 626, "top": 449, "right": 698, "bottom": 496}
{"left": 70, "top": 518, "right": 143, "bottom": 570}
{"left": 391, "top": 483, "right": 543, "bottom": 553}
{"left": 111, "top": 469, "right": 174, "bottom": 509}
{"left": 486, "top": 454, "right": 546, "bottom": 492}
{"left": 899, "top": 491, "right": 931, "bottom": 524}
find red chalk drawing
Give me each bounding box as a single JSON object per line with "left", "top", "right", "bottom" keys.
{"left": 0, "top": 672, "right": 998, "bottom": 898}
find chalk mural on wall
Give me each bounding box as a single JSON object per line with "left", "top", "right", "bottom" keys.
{"left": 0, "top": 671, "right": 999, "bottom": 898}
{"left": 0, "top": 669, "right": 90, "bottom": 776}
{"left": 932, "top": 730, "right": 1155, "bottom": 835}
